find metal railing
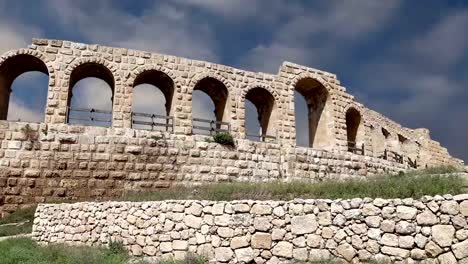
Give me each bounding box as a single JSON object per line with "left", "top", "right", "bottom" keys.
{"left": 246, "top": 133, "right": 277, "bottom": 142}
{"left": 192, "top": 118, "right": 231, "bottom": 135}
{"left": 378, "top": 149, "right": 418, "bottom": 168}
{"left": 390, "top": 150, "right": 404, "bottom": 164}
{"left": 408, "top": 157, "right": 418, "bottom": 168}
{"left": 67, "top": 107, "right": 112, "bottom": 126}
{"left": 348, "top": 141, "right": 364, "bottom": 155}
{"left": 131, "top": 112, "right": 174, "bottom": 132}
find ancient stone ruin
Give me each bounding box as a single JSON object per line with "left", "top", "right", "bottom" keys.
{"left": 0, "top": 39, "right": 464, "bottom": 216}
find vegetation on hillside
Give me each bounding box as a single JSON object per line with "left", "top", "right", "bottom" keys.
{"left": 0, "top": 206, "right": 36, "bottom": 237}
{"left": 124, "top": 166, "right": 464, "bottom": 202}
{"left": 0, "top": 238, "right": 382, "bottom": 264}
{"left": 0, "top": 166, "right": 463, "bottom": 238}
{"left": 0, "top": 238, "right": 131, "bottom": 264}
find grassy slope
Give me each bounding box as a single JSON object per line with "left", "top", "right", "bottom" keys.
{"left": 0, "top": 166, "right": 463, "bottom": 238}
{"left": 0, "top": 238, "right": 359, "bottom": 264}
{"left": 0, "top": 238, "right": 130, "bottom": 264}
{"left": 124, "top": 166, "right": 463, "bottom": 202}
{"left": 0, "top": 206, "right": 36, "bottom": 237}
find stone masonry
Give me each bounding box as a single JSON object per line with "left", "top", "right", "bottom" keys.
{"left": 33, "top": 194, "right": 468, "bottom": 263}
{"left": 0, "top": 39, "right": 464, "bottom": 216}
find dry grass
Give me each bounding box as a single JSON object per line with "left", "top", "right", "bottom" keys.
{"left": 123, "top": 166, "right": 463, "bottom": 202}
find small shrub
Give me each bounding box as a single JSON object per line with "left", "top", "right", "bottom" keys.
{"left": 212, "top": 132, "right": 235, "bottom": 147}
{"left": 150, "top": 134, "right": 162, "bottom": 141}
{"left": 108, "top": 239, "right": 126, "bottom": 255}
{"left": 20, "top": 124, "right": 38, "bottom": 142}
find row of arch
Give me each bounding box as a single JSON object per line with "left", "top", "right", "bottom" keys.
{"left": 0, "top": 52, "right": 364, "bottom": 149}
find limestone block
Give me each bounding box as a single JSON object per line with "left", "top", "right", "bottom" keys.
{"left": 251, "top": 204, "right": 272, "bottom": 215}
{"left": 272, "top": 241, "right": 293, "bottom": 258}
{"left": 291, "top": 215, "right": 318, "bottom": 235}
{"left": 215, "top": 247, "right": 234, "bottom": 262}
{"left": 438, "top": 252, "right": 458, "bottom": 264}
{"left": 432, "top": 225, "right": 455, "bottom": 247}
{"left": 452, "top": 240, "right": 468, "bottom": 259}
{"left": 251, "top": 233, "right": 272, "bottom": 249}
{"left": 184, "top": 215, "right": 202, "bottom": 229}
{"left": 460, "top": 201, "right": 468, "bottom": 216}
{"left": 235, "top": 247, "right": 253, "bottom": 263}
{"left": 416, "top": 210, "right": 438, "bottom": 225}
{"left": 337, "top": 243, "right": 356, "bottom": 261}
{"left": 381, "top": 246, "right": 410, "bottom": 258}
{"left": 440, "top": 201, "right": 459, "bottom": 215}
{"left": 397, "top": 205, "right": 418, "bottom": 220}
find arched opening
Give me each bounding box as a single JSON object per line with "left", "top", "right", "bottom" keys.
{"left": 67, "top": 63, "right": 114, "bottom": 127}
{"left": 294, "top": 91, "right": 308, "bottom": 147}
{"left": 346, "top": 107, "right": 364, "bottom": 154}
{"left": 382, "top": 128, "right": 390, "bottom": 139}
{"left": 192, "top": 77, "right": 229, "bottom": 135}
{"left": 132, "top": 70, "right": 174, "bottom": 131}
{"left": 0, "top": 54, "right": 49, "bottom": 122}
{"left": 376, "top": 127, "right": 391, "bottom": 160}
{"left": 294, "top": 78, "right": 331, "bottom": 149}
{"left": 245, "top": 87, "right": 276, "bottom": 141}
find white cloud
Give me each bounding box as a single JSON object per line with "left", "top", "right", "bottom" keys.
{"left": 0, "top": 10, "right": 45, "bottom": 122}
{"left": 70, "top": 78, "right": 113, "bottom": 110}
{"left": 0, "top": 15, "right": 42, "bottom": 55}
{"left": 409, "top": 11, "right": 468, "bottom": 69}
{"left": 132, "top": 84, "right": 166, "bottom": 115}
{"left": 46, "top": 0, "right": 219, "bottom": 61}
{"left": 7, "top": 99, "right": 43, "bottom": 122}
{"left": 168, "top": 0, "right": 302, "bottom": 23}
{"left": 239, "top": 1, "right": 402, "bottom": 73}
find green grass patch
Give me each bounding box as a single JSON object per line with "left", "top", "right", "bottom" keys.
{"left": 124, "top": 166, "right": 464, "bottom": 201}
{"left": 0, "top": 205, "right": 36, "bottom": 237}
{"left": 0, "top": 205, "right": 36, "bottom": 225}
{"left": 0, "top": 238, "right": 389, "bottom": 264}
{"left": 0, "top": 238, "right": 132, "bottom": 264}
{"left": 157, "top": 254, "right": 208, "bottom": 264}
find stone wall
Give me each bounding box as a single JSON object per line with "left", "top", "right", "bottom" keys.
{"left": 0, "top": 39, "right": 462, "bottom": 165}
{"left": 0, "top": 121, "right": 406, "bottom": 217}
{"left": 0, "top": 39, "right": 464, "bottom": 216}
{"left": 33, "top": 195, "right": 468, "bottom": 263}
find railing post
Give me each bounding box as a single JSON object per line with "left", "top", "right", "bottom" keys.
{"left": 130, "top": 112, "right": 133, "bottom": 129}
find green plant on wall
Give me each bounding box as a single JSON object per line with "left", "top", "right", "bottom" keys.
{"left": 211, "top": 132, "right": 235, "bottom": 147}
{"left": 20, "top": 124, "right": 39, "bottom": 142}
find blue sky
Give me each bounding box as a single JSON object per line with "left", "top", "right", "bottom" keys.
{"left": 0, "top": 0, "right": 467, "bottom": 162}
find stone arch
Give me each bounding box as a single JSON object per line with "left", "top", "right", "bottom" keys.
{"left": 188, "top": 71, "right": 233, "bottom": 91}
{"left": 129, "top": 66, "right": 180, "bottom": 116}
{"left": 241, "top": 84, "right": 278, "bottom": 139}
{"left": 344, "top": 104, "right": 365, "bottom": 152}
{"left": 371, "top": 125, "right": 391, "bottom": 158}
{"left": 127, "top": 64, "right": 183, "bottom": 90}
{"left": 64, "top": 58, "right": 117, "bottom": 125}
{"left": 240, "top": 82, "right": 280, "bottom": 103}
{"left": 0, "top": 49, "right": 54, "bottom": 121}
{"left": 290, "top": 72, "right": 335, "bottom": 150}
{"left": 189, "top": 72, "right": 232, "bottom": 125}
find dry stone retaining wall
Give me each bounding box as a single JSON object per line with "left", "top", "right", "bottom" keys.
{"left": 33, "top": 195, "right": 468, "bottom": 263}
